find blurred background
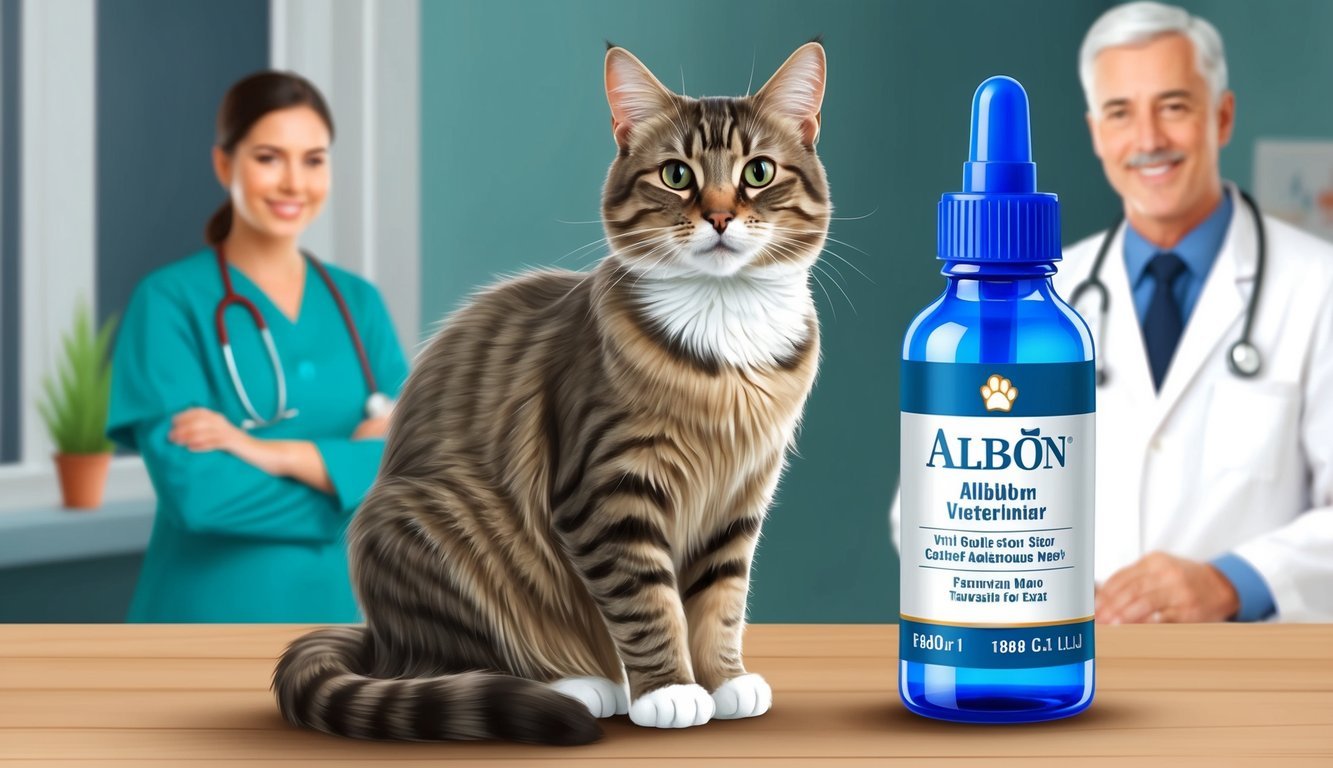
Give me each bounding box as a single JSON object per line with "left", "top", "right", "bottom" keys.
{"left": 2, "top": 0, "right": 1331, "bottom": 621}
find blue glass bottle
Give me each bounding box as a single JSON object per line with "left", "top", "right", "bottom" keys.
{"left": 898, "top": 77, "right": 1095, "bottom": 723}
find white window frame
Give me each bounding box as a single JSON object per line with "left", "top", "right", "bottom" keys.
{"left": 271, "top": 0, "right": 421, "bottom": 359}
{"left": 0, "top": 0, "right": 133, "bottom": 510}
{"left": 0, "top": 0, "right": 420, "bottom": 513}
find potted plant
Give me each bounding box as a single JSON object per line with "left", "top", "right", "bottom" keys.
{"left": 36, "top": 300, "right": 119, "bottom": 509}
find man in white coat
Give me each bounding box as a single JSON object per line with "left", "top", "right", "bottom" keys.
{"left": 892, "top": 1, "right": 1333, "bottom": 623}
{"left": 1054, "top": 2, "right": 1333, "bottom": 622}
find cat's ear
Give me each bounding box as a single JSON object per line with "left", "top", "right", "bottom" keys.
{"left": 605, "top": 47, "right": 675, "bottom": 149}
{"left": 756, "top": 42, "right": 826, "bottom": 146}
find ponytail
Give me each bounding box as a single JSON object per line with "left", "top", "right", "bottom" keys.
{"left": 205, "top": 200, "right": 233, "bottom": 246}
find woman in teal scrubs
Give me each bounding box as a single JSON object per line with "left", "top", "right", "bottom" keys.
{"left": 107, "top": 72, "right": 408, "bottom": 622}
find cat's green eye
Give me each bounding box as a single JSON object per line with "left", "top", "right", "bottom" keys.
{"left": 743, "top": 157, "right": 775, "bottom": 188}
{"left": 660, "top": 161, "right": 694, "bottom": 190}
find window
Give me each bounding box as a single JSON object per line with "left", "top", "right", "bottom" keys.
{"left": 0, "top": 0, "right": 420, "bottom": 512}
{"left": 1, "top": 0, "right": 19, "bottom": 465}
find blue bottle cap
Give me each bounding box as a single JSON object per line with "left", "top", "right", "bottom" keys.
{"left": 938, "top": 76, "right": 1061, "bottom": 262}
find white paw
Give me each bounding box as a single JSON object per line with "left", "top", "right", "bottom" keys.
{"left": 550, "top": 676, "right": 629, "bottom": 719}
{"left": 629, "top": 683, "right": 714, "bottom": 728}
{"left": 711, "top": 673, "right": 772, "bottom": 720}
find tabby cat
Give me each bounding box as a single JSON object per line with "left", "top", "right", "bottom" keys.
{"left": 273, "top": 41, "right": 830, "bottom": 745}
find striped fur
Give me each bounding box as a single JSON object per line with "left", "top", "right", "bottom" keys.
{"left": 274, "top": 42, "right": 829, "bottom": 745}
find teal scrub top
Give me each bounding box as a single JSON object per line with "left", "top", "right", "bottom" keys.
{"left": 106, "top": 249, "right": 409, "bottom": 623}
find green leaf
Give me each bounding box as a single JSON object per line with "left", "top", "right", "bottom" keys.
{"left": 36, "top": 297, "right": 118, "bottom": 454}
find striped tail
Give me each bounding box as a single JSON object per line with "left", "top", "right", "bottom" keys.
{"left": 272, "top": 626, "right": 601, "bottom": 745}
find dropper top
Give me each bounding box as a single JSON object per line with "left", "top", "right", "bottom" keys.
{"left": 937, "top": 75, "right": 1060, "bottom": 263}
{"left": 963, "top": 76, "right": 1037, "bottom": 194}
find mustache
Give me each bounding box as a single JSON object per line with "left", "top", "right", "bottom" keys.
{"left": 1126, "top": 149, "right": 1186, "bottom": 169}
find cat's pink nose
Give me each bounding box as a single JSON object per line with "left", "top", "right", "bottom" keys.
{"left": 706, "top": 210, "right": 735, "bottom": 234}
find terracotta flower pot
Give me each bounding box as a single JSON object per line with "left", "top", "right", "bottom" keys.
{"left": 54, "top": 453, "right": 113, "bottom": 510}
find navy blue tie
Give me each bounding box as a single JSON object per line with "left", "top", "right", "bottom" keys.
{"left": 1142, "top": 252, "right": 1188, "bottom": 392}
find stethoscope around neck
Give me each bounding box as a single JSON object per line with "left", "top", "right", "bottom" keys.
{"left": 1069, "top": 187, "right": 1267, "bottom": 387}
{"left": 214, "top": 246, "right": 392, "bottom": 430}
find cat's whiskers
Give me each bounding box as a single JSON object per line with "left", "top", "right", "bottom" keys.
{"left": 623, "top": 242, "right": 680, "bottom": 284}
{"left": 558, "top": 268, "right": 601, "bottom": 308}
{"left": 628, "top": 242, "right": 686, "bottom": 293}
{"left": 767, "top": 226, "right": 872, "bottom": 259}
{"left": 763, "top": 233, "right": 849, "bottom": 284}
{"left": 555, "top": 226, "right": 675, "bottom": 267}
{"left": 554, "top": 237, "right": 615, "bottom": 268}
{"left": 603, "top": 236, "right": 679, "bottom": 298}
{"left": 767, "top": 227, "right": 876, "bottom": 285}
{"left": 560, "top": 236, "right": 673, "bottom": 310}
{"left": 810, "top": 267, "right": 838, "bottom": 321}
{"left": 812, "top": 245, "right": 869, "bottom": 289}
{"left": 615, "top": 233, "right": 678, "bottom": 267}
{"left": 763, "top": 234, "right": 855, "bottom": 310}
{"left": 665, "top": 78, "right": 695, "bottom": 139}
{"left": 813, "top": 261, "right": 855, "bottom": 316}
{"left": 557, "top": 215, "right": 640, "bottom": 225}
{"left": 767, "top": 238, "right": 872, "bottom": 296}
{"left": 745, "top": 47, "right": 757, "bottom": 97}
{"left": 762, "top": 238, "right": 842, "bottom": 320}
{"left": 582, "top": 235, "right": 677, "bottom": 317}
{"left": 827, "top": 208, "right": 880, "bottom": 222}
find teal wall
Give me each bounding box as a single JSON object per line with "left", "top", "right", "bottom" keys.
{"left": 1, "top": 0, "right": 267, "bottom": 622}
{"left": 95, "top": 0, "right": 270, "bottom": 333}
{"left": 8, "top": 1, "right": 1331, "bottom": 625}
{"left": 420, "top": 0, "right": 1118, "bottom": 622}
{"left": 0, "top": 555, "right": 142, "bottom": 622}
{"left": 1176, "top": 0, "right": 1333, "bottom": 190}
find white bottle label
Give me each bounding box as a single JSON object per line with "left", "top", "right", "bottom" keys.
{"left": 900, "top": 362, "right": 1094, "bottom": 669}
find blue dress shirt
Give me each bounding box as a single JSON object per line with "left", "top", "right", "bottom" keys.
{"left": 1123, "top": 192, "right": 1233, "bottom": 327}
{"left": 1123, "top": 192, "right": 1276, "bottom": 621}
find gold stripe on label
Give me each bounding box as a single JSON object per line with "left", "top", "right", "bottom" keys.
{"left": 899, "top": 614, "right": 1094, "bottom": 629}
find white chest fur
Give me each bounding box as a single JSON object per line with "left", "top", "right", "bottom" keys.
{"left": 633, "top": 267, "right": 814, "bottom": 369}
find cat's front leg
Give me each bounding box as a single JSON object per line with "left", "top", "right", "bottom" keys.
{"left": 681, "top": 499, "right": 772, "bottom": 719}
{"left": 553, "top": 469, "right": 714, "bottom": 729}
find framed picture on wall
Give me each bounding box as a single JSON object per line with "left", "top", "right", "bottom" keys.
{"left": 1254, "top": 139, "right": 1333, "bottom": 243}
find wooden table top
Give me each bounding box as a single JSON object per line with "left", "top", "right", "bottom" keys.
{"left": 2, "top": 624, "right": 1331, "bottom": 766}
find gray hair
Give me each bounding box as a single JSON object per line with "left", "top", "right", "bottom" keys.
{"left": 1079, "top": 1, "right": 1228, "bottom": 113}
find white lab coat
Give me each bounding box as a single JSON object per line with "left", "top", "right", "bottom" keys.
{"left": 891, "top": 184, "right": 1333, "bottom": 621}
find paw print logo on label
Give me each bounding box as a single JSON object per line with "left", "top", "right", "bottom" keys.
{"left": 980, "top": 374, "right": 1017, "bottom": 412}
